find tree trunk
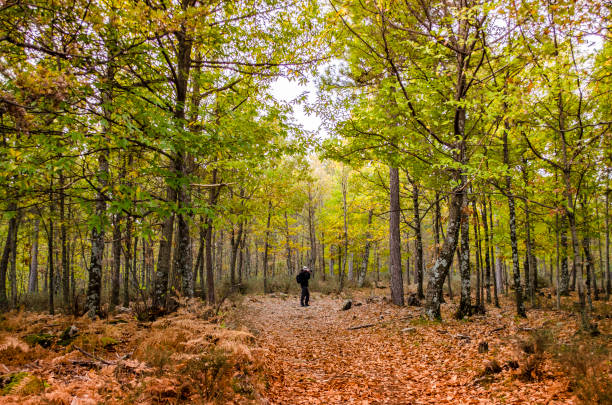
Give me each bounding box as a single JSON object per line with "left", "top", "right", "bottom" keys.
{"left": 472, "top": 198, "right": 483, "bottom": 311}
{"left": 582, "top": 234, "right": 594, "bottom": 311}
{"left": 205, "top": 169, "right": 219, "bottom": 304}
{"left": 389, "top": 166, "right": 404, "bottom": 306}
{"left": 263, "top": 201, "right": 272, "bottom": 294}
{"left": 8, "top": 212, "right": 20, "bottom": 308}
{"left": 412, "top": 182, "right": 424, "bottom": 299}
{"left": 284, "top": 211, "right": 292, "bottom": 274}
{"left": 216, "top": 230, "right": 224, "bottom": 282}
{"left": 357, "top": 210, "right": 373, "bottom": 288}
{"left": 320, "top": 231, "right": 326, "bottom": 281}
{"left": 424, "top": 179, "right": 464, "bottom": 319}
{"left": 123, "top": 215, "right": 132, "bottom": 307}
{"left": 28, "top": 218, "right": 40, "bottom": 293}
{"left": 193, "top": 219, "right": 204, "bottom": 297}
{"left": 308, "top": 185, "right": 318, "bottom": 273}
{"left": 230, "top": 222, "right": 244, "bottom": 289}
{"left": 111, "top": 215, "right": 121, "bottom": 308}
{"left": 340, "top": 173, "right": 348, "bottom": 291}
{"left": 329, "top": 244, "right": 334, "bottom": 278}
{"left": 153, "top": 204, "right": 175, "bottom": 310}
{"left": 456, "top": 195, "right": 472, "bottom": 319}
{"left": 504, "top": 122, "right": 526, "bottom": 318}
{"left": 481, "top": 200, "right": 492, "bottom": 304}
{"left": 606, "top": 176, "right": 611, "bottom": 299}
{"left": 59, "top": 172, "right": 69, "bottom": 308}
{"left": 48, "top": 182, "right": 56, "bottom": 316}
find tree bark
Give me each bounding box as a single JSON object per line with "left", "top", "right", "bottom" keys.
{"left": 340, "top": 173, "right": 349, "bottom": 291}
{"left": 28, "top": 218, "right": 40, "bottom": 293}
{"left": 481, "top": 200, "right": 492, "bottom": 304}
{"left": 123, "top": 215, "right": 132, "bottom": 307}
{"left": 456, "top": 195, "right": 472, "bottom": 319}
{"left": 308, "top": 185, "right": 318, "bottom": 273}
{"left": 230, "top": 222, "right": 244, "bottom": 288}
{"left": 412, "top": 182, "right": 424, "bottom": 299}
{"left": 111, "top": 215, "right": 121, "bottom": 308}
{"left": 472, "top": 198, "right": 483, "bottom": 311}
{"left": 424, "top": 180, "right": 464, "bottom": 320}
{"left": 59, "top": 172, "right": 69, "bottom": 308}
{"left": 357, "top": 210, "right": 373, "bottom": 288}
{"left": 263, "top": 201, "right": 272, "bottom": 294}
{"left": 284, "top": 211, "right": 292, "bottom": 274}
{"left": 606, "top": 176, "right": 611, "bottom": 299}
{"left": 205, "top": 169, "right": 219, "bottom": 304}
{"left": 503, "top": 121, "right": 526, "bottom": 318}
{"left": 389, "top": 166, "right": 404, "bottom": 306}
{"left": 153, "top": 201, "right": 175, "bottom": 310}
{"left": 48, "top": 181, "right": 56, "bottom": 315}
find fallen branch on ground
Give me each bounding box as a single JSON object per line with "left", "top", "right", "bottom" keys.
{"left": 73, "top": 345, "right": 115, "bottom": 365}
{"left": 347, "top": 323, "right": 376, "bottom": 330}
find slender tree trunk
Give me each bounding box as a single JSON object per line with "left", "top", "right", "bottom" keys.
{"left": 433, "top": 195, "right": 446, "bottom": 303}
{"left": 412, "top": 182, "right": 424, "bottom": 299}
{"left": 555, "top": 213, "right": 561, "bottom": 308}
{"left": 48, "top": 182, "right": 56, "bottom": 315}
{"left": 193, "top": 219, "right": 204, "bottom": 296}
{"left": 320, "top": 231, "right": 326, "bottom": 281}
{"left": 153, "top": 204, "right": 175, "bottom": 310}
{"left": 504, "top": 124, "right": 526, "bottom": 318}
{"left": 606, "top": 177, "right": 611, "bottom": 299}
{"left": 8, "top": 212, "right": 20, "bottom": 308}
{"left": 329, "top": 244, "right": 334, "bottom": 278}
{"left": 456, "top": 195, "right": 472, "bottom": 319}
{"left": 205, "top": 169, "right": 219, "bottom": 304}
{"left": 111, "top": 215, "right": 121, "bottom": 308}
{"left": 490, "top": 202, "right": 499, "bottom": 307}
{"left": 340, "top": 173, "right": 349, "bottom": 291}
{"left": 482, "top": 200, "right": 492, "bottom": 304}
{"left": 357, "top": 210, "right": 373, "bottom": 288}
{"left": 263, "top": 201, "right": 272, "bottom": 294}
{"left": 583, "top": 234, "right": 594, "bottom": 311}
{"left": 216, "top": 230, "right": 224, "bottom": 282}
{"left": 596, "top": 202, "right": 603, "bottom": 301}
{"left": 123, "top": 215, "right": 132, "bottom": 307}
{"left": 59, "top": 172, "right": 69, "bottom": 308}
{"left": 308, "top": 185, "right": 318, "bottom": 274}
{"left": 424, "top": 178, "right": 464, "bottom": 320}
{"left": 405, "top": 236, "right": 411, "bottom": 285}
{"left": 230, "top": 222, "right": 244, "bottom": 288}
{"left": 284, "top": 211, "right": 292, "bottom": 274}
{"left": 472, "top": 198, "right": 483, "bottom": 311}
{"left": 389, "top": 166, "right": 404, "bottom": 306}
{"left": 28, "top": 218, "right": 40, "bottom": 293}
{"left": 376, "top": 244, "right": 380, "bottom": 282}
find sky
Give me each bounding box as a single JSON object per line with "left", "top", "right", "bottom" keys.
{"left": 269, "top": 77, "right": 322, "bottom": 134}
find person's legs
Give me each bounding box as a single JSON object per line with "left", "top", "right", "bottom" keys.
{"left": 304, "top": 287, "right": 310, "bottom": 306}
{"left": 300, "top": 287, "right": 306, "bottom": 306}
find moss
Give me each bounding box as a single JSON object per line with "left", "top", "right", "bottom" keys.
{"left": 20, "top": 375, "right": 46, "bottom": 395}
{"left": 0, "top": 372, "right": 45, "bottom": 395}
{"left": 23, "top": 333, "right": 54, "bottom": 348}
{"left": 58, "top": 326, "right": 79, "bottom": 346}
{"left": 100, "top": 337, "right": 118, "bottom": 348}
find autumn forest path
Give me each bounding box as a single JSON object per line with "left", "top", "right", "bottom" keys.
{"left": 239, "top": 293, "right": 574, "bottom": 405}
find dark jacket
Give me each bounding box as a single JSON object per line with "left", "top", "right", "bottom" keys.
{"left": 296, "top": 270, "right": 310, "bottom": 288}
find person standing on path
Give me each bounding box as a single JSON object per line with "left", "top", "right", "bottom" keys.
{"left": 296, "top": 266, "right": 311, "bottom": 307}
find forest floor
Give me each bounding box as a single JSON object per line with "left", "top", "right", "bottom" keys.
{"left": 0, "top": 290, "right": 609, "bottom": 404}
{"left": 236, "top": 290, "right": 612, "bottom": 405}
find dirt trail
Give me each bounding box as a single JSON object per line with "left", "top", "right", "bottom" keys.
{"left": 240, "top": 293, "right": 574, "bottom": 405}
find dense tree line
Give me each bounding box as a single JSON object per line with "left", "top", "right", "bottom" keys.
{"left": 0, "top": 0, "right": 610, "bottom": 328}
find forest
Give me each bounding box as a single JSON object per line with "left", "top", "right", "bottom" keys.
{"left": 0, "top": 0, "right": 611, "bottom": 403}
